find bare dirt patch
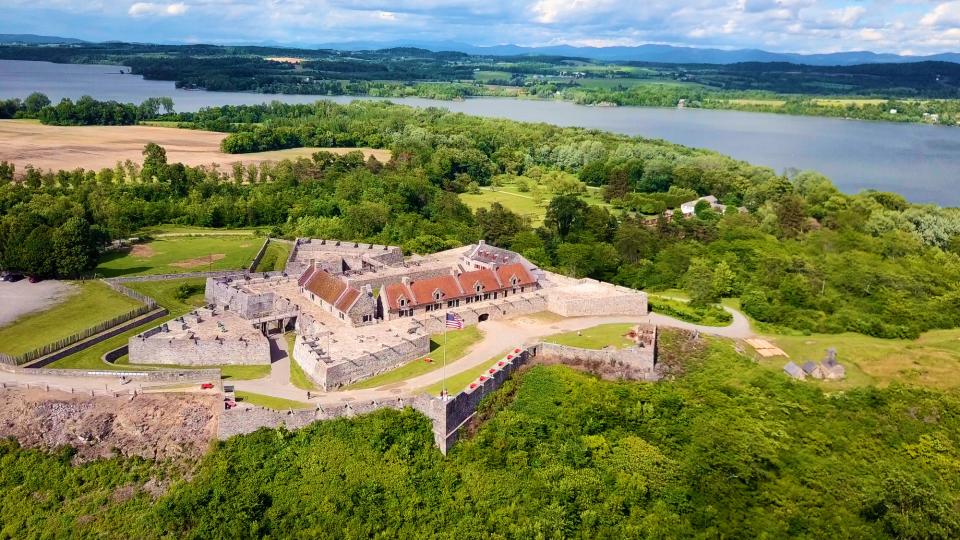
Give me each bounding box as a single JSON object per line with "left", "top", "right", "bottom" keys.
{"left": 0, "top": 388, "right": 218, "bottom": 462}
{"left": 171, "top": 253, "right": 226, "bottom": 268}
{"left": 0, "top": 280, "right": 77, "bottom": 328}
{"left": 130, "top": 244, "right": 156, "bottom": 258}
{"left": 0, "top": 120, "right": 391, "bottom": 173}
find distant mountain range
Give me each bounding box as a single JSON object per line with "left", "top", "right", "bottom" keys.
{"left": 2, "top": 33, "right": 958, "bottom": 66}
{"left": 0, "top": 33, "right": 85, "bottom": 45}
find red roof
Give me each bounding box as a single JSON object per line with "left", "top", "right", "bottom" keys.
{"left": 456, "top": 269, "right": 501, "bottom": 295}
{"left": 334, "top": 288, "right": 361, "bottom": 312}
{"left": 495, "top": 263, "right": 536, "bottom": 288}
{"left": 383, "top": 282, "right": 413, "bottom": 311}
{"left": 408, "top": 275, "right": 463, "bottom": 305}
{"left": 303, "top": 268, "right": 358, "bottom": 310}
{"left": 297, "top": 266, "right": 316, "bottom": 287}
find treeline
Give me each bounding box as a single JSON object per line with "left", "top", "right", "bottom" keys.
{"left": 4, "top": 100, "right": 960, "bottom": 338}
{"left": 0, "top": 93, "right": 175, "bottom": 125}
{"left": 1, "top": 338, "right": 958, "bottom": 537}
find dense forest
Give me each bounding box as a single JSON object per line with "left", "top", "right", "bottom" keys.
{"left": 2, "top": 100, "right": 960, "bottom": 339}
{"left": 2, "top": 42, "right": 960, "bottom": 125}
{"left": 1, "top": 334, "right": 958, "bottom": 538}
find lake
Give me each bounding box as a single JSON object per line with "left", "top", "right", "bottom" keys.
{"left": 2, "top": 59, "right": 959, "bottom": 205}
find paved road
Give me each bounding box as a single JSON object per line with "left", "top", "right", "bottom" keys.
{"left": 2, "top": 306, "right": 755, "bottom": 405}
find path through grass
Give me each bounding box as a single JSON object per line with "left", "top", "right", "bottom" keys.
{"left": 543, "top": 323, "right": 635, "bottom": 350}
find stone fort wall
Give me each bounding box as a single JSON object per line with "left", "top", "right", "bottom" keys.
{"left": 292, "top": 332, "right": 431, "bottom": 391}
{"left": 545, "top": 279, "right": 649, "bottom": 317}
{"left": 129, "top": 335, "right": 270, "bottom": 366}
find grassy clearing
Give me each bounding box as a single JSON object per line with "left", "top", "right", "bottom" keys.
{"left": 763, "top": 329, "right": 960, "bottom": 390}
{"left": 460, "top": 182, "right": 612, "bottom": 225}
{"left": 254, "top": 241, "right": 291, "bottom": 272}
{"left": 234, "top": 391, "right": 312, "bottom": 410}
{"left": 575, "top": 78, "right": 656, "bottom": 90}
{"left": 0, "top": 281, "right": 143, "bottom": 356}
{"left": 346, "top": 326, "right": 483, "bottom": 389}
{"left": 543, "top": 323, "right": 636, "bottom": 350}
{"left": 138, "top": 224, "right": 264, "bottom": 236}
{"left": 287, "top": 333, "right": 317, "bottom": 391}
{"left": 47, "top": 278, "right": 207, "bottom": 370}
{"left": 111, "top": 355, "right": 270, "bottom": 380}
{"left": 648, "top": 296, "right": 732, "bottom": 327}
{"left": 813, "top": 98, "right": 889, "bottom": 107}
{"left": 726, "top": 99, "right": 787, "bottom": 107}
{"left": 95, "top": 236, "right": 263, "bottom": 277}
{"left": 473, "top": 70, "right": 512, "bottom": 82}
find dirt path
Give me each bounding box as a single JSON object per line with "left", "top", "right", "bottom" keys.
{"left": 0, "top": 120, "right": 390, "bottom": 172}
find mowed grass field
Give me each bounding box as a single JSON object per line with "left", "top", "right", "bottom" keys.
{"left": 460, "top": 182, "right": 611, "bottom": 225}
{"left": 346, "top": 326, "right": 483, "bottom": 390}
{"left": 544, "top": 323, "right": 635, "bottom": 350}
{"left": 96, "top": 236, "right": 265, "bottom": 277}
{"left": 0, "top": 281, "right": 143, "bottom": 356}
{"left": 764, "top": 329, "right": 960, "bottom": 390}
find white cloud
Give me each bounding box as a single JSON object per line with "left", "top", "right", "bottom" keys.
{"left": 921, "top": 1, "right": 960, "bottom": 27}
{"left": 128, "top": 2, "right": 188, "bottom": 17}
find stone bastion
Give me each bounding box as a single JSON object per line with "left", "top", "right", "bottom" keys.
{"left": 128, "top": 308, "right": 271, "bottom": 366}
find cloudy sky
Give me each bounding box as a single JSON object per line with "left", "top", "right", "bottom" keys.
{"left": 2, "top": 0, "right": 960, "bottom": 55}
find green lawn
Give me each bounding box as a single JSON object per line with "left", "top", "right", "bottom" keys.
{"left": 287, "top": 333, "right": 317, "bottom": 391}
{"left": 461, "top": 182, "right": 614, "bottom": 226}
{"left": 95, "top": 236, "right": 264, "bottom": 277}
{"left": 423, "top": 347, "right": 512, "bottom": 396}
{"left": 473, "top": 70, "right": 513, "bottom": 82}
{"left": 648, "top": 295, "right": 732, "bottom": 327}
{"left": 765, "top": 328, "right": 960, "bottom": 390}
{"left": 254, "top": 241, "right": 291, "bottom": 272}
{"left": 235, "top": 391, "right": 312, "bottom": 411}
{"left": 544, "top": 323, "right": 636, "bottom": 350}
{"left": 0, "top": 281, "right": 144, "bottom": 357}
{"left": 47, "top": 278, "right": 207, "bottom": 370}
{"left": 346, "top": 326, "right": 483, "bottom": 389}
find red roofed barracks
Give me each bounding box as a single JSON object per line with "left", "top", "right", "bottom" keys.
{"left": 298, "top": 265, "right": 377, "bottom": 326}
{"left": 379, "top": 261, "right": 539, "bottom": 321}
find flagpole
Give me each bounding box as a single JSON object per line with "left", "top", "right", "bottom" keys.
{"left": 442, "top": 312, "right": 448, "bottom": 400}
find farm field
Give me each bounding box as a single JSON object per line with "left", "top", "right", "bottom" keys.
{"left": 95, "top": 235, "right": 265, "bottom": 277}
{"left": 0, "top": 281, "right": 143, "bottom": 356}
{"left": 0, "top": 120, "right": 390, "bottom": 173}
{"left": 345, "top": 326, "right": 483, "bottom": 390}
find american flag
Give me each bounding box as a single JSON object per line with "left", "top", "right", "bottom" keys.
{"left": 445, "top": 312, "right": 464, "bottom": 329}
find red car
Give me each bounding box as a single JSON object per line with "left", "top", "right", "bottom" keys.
{"left": 200, "top": 383, "right": 215, "bottom": 390}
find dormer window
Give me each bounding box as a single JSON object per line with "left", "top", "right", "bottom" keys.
{"left": 511, "top": 276, "right": 518, "bottom": 286}
{"left": 399, "top": 297, "right": 406, "bottom": 307}
{"left": 474, "top": 282, "right": 483, "bottom": 293}
{"left": 433, "top": 289, "right": 443, "bottom": 301}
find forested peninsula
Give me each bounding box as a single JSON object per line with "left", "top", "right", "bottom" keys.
{"left": 2, "top": 42, "right": 960, "bottom": 125}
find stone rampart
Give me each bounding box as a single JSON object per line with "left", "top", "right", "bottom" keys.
{"left": 293, "top": 332, "right": 430, "bottom": 390}
{"left": 286, "top": 238, "right": 403, "bottom": 276}
{"left": 129, "top": 335, "right": 270, "bottom": 366}
{"left": 248, "top": 238, "right": 271, "bottom": 272}
{"left": 415, "top": 292, "right": 549, "bottom": 334}
{"left": 0, "top": 362, "right": 221, "bottom": 383}
{"left": 545, "top": 279, "right": 648, "bottom": 317}
{"left": 534, "top": 342, "right": 656, "bottom": 380}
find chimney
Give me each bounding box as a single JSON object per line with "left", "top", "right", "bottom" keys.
{"left": 478, "top": 239, "right": 486, "bottom": 246}
{"left": 401, "top": 276, "right": 411, "bottom": 286}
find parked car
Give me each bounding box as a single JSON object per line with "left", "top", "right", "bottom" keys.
{"left": 27, "top": 275, "right": 40, "bottom": 283}
{"left": 1, "top": 273, "right": 23, "bottom": 282}
{"left": 200, "top": 383, "right": 215, "bottom": 390}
